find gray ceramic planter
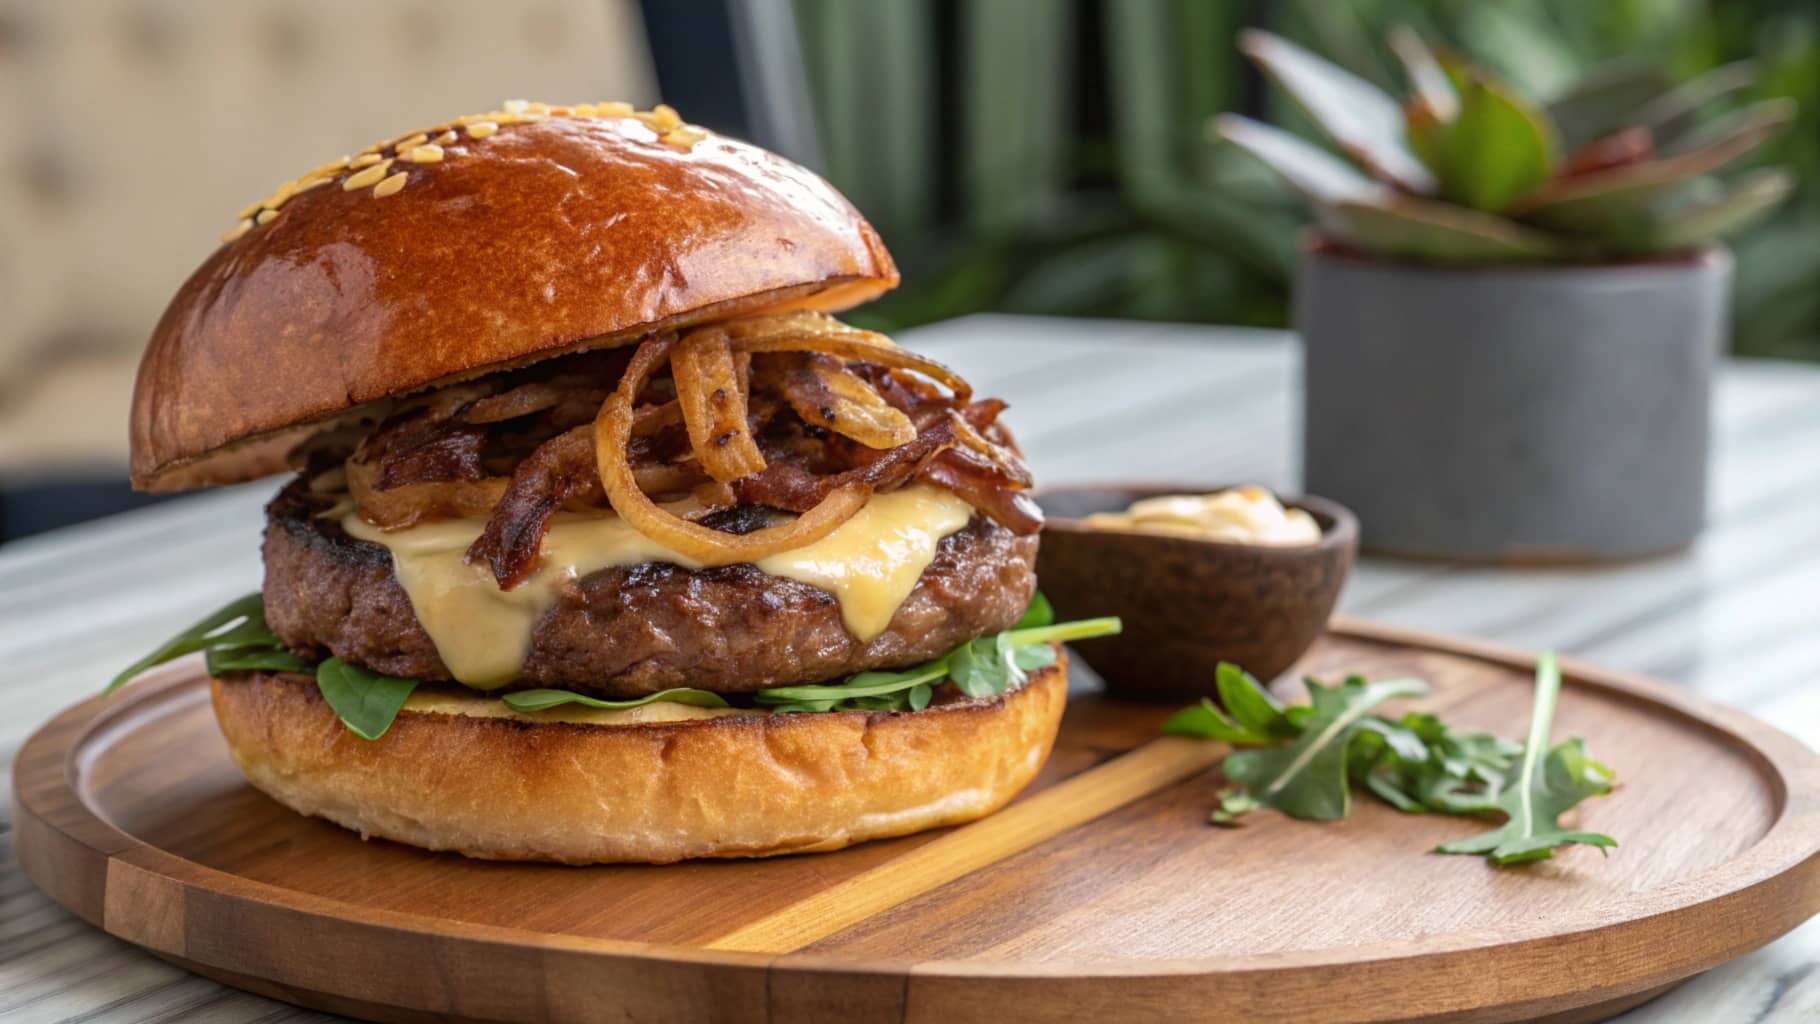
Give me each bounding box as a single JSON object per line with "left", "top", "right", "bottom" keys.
{"left": 1296, "top": 242, "right": 1730, "bottom": 563}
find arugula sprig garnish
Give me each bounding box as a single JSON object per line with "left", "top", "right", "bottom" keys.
{"left": 1167, "top": 654, "right": 1616, "bottom": 866}
{"left": 752, "top": 609, "right": 1121, "bottom": 713}
{"left": 1434, "top": 654, "right": 1617, "bottom": 864}
{"left": 106, "top": 594, "right": 302, "bottom": 693}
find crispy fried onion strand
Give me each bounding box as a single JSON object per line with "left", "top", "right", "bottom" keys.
{"left": 768, "top": 353, "right": 916, "bottom": 449}
{"left": 670, "top": 327, "right": 768, "bottom": 482}
{"left": 595, "top": 337, "right": 871, "bottom": 568}
{"left": 724, "top": 313, "right": 972, "bottom": 403}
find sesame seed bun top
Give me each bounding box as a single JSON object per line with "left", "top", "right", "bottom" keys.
{"left": 128, "top": 102, "right": 898, "bottom": 492}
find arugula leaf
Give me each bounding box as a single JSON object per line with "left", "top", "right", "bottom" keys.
{"left": 1352, "top": 711, "right": 1522, "bottom": 816}
{"left": 1210, "top": 788, "right": 1262, "bottom": 826}
{"left": 1161, "top": 664, "right": 1294, "bottom": 744}
{"left": 1013, "top": 643, "right": 1058, "bottom": 673}
{"left": 757, "top": 662, "right": 951, "bottom": 709}
{"left": 907, "top": 682, "right": 934, "bottom": 710}
{"left": 1005, "top": 617, "right": 1123, "bottom": 647}
{"left": 205, "top": 646, "right": 314, "bottom": 675}
{"left": 754, "top": 612, "right": 1122, "bottom": 712}
{"left": 315, "top": 658, "right": 418, "bottom": 740}
{"left": 1016, "top": 591, "right": 1055, "bottom": 629}
{"left": 501, "top": 687, "right": 730, "bottom": 713}
{"left": 108, "top": 593, "right": 272, "bottom": 692}
{"left": 1436, "top": 654, "right": 1617, "bottom": 864}
{"left": 949, "top": 633, "right": 1024, "bottom": 698}
{"left": 1222, "top": 675, "right": 1430, "bottom": 820}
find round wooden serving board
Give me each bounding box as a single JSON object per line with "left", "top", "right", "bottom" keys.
{"left": 13, "top": 620, "right": 1820, "bottom": 1024}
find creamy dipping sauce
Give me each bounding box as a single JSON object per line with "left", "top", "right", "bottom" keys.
{"left": 343, "top": 485, "right": 973, "bottom": 689}
{"left": 1085, "top": 486, "right": 1320, "bottom": 546}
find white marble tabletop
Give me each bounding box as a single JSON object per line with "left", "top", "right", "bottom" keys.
{"left": 3, "top": 314, "right": 1816, "bottom": 1022}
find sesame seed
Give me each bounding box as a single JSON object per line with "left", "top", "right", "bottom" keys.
{"left": 573, "top": 103, "right": 598, "bottom": 116}
{"left": 372, "top": 171, "right": 408, "bottom": 197}
{"left": 235, "top": 200, "right": 262, "bottom": 219}
{"left": 467, "top": 121, "right": 498, "bottom": 138}
{"left": 256, "top": 209, "right": 278, "bottom": 225}
{"left": 403, "top": 144, "right": 444, "bottom": 163}
{"left": 294, "top": 176, "right": 331, "bottom": 193}
{"left": 222, "top": 219, "right": 253, "bottom": 242}
{"left": 650, "top": 104, "right": 682, "bottom": 129}
{"left": 503, "top": 99, "right": 529, "bottom": 114}
{"left": 268, "top": 180, "right": 298, "bottom": 206}
{"left": 526, "top": 101, "right": 550, "bottom": 114}
{"left": 435, "top": 129, "right": 457, "bottom": 145}
{"left": 343, "top": 159, "right": 393, "bottom": 190}
{"left": 600, "top": 101, "right": 633, "bottom": 116}
{"left": 391, "top": 132, "right": 428, "bottom": 153}
{"left": 350, "top": 153, "right": 383, "bottom": 169}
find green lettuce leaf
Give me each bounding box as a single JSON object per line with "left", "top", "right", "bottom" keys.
{"left": 315, "top": 658, "right": 418, "bottom": 741}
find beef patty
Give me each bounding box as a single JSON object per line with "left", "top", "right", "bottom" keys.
{"left": 262, "top": 478, "right": 1039, "bottom": 697}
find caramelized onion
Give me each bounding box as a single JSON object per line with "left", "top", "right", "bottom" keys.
{"left": 920, "top": 452, "right": 1044, "bottom": 534}
{"left": 348, "top": 460, "right": 508, "bottom": 531}
{"left": 671, "top": 327, "right": 767, "bottom": 482}
{"left": 633, "top": 460, "right": 711, "bottom": 496}
{"left": 949, "top": 411, "right": 1033, "bottom": 487}
{"left": 734, "top": 415, "right": 955, "bottom": 512}
{"left": 464, "top": 381, "right": 569, "bottom": 424}
{"left": 724, "top": 313, "right": 972, "bottom": 402}
{"left": 465, "top": 426, "right": 601, "bottom": 587}
{"left": 596, "top": 338, "right": 870, "bottom": 567}
{"left": 769, "top": 353, "right": 916, "bottom": 450}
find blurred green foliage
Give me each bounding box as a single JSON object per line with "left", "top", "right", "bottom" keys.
{"left": 792, "top": 0, "right": 1820, "bottom": 359}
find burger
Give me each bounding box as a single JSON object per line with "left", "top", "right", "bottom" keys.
{"left": 112, "top": 100, "right": 1118, "bottom": 864}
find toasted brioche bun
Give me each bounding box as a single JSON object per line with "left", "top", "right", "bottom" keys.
{"left": 132, "top": 105, "right": 897, "bottom": 492}
{"left": 209, "top": 652, "right": 1066, "bottom": 864}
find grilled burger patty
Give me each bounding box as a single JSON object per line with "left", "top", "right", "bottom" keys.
{"left": 261, "top": 478, "right": 1038, "bottom": 697}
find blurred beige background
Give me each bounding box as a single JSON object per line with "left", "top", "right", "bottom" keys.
{"left": 0, "top": 0, "right": 656, "bottom": 477}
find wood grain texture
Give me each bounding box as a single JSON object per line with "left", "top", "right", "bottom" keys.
{"left": 12, "top": 622, "right": 1819, "bottom": 1024}
{"left": 705, "top": 737, "right": 1227, "bottom": 952}
{"left": 9, "top": 315, "right": 1820, "bottom": 1023}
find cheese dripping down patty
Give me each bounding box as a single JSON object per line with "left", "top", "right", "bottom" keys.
{"left": 341, "top": 484, "right": 975, "bottom": 689}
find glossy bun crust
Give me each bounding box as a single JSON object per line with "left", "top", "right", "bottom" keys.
{"left": 131, "top": 110, "right": 897, "bottom": 491}
{"left": 209, "top": 655, "right": 1067, "bottom": 865}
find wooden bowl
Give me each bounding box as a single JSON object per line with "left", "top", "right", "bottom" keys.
{"left": 1034, "top": 484, "right": 1358, "bottom": 702}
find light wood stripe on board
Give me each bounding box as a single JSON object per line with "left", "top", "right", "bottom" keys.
{"left": 704, "top": 736, "right": 1226, "bottom": 953}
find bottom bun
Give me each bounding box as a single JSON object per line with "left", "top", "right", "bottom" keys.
{"left": 209, "top": 651, "right": 1067, "bottom": 864}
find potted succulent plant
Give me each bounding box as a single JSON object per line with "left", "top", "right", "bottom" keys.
{"left": 1219, "top": 29, "right": 1795, "bottom": 562}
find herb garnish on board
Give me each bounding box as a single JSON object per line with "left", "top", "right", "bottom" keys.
{"left": 108, "top": 591, "right": 1117, "bottom": 741}
{"left": 1165, "top": 654, "right": 1617, "bottom": 866}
